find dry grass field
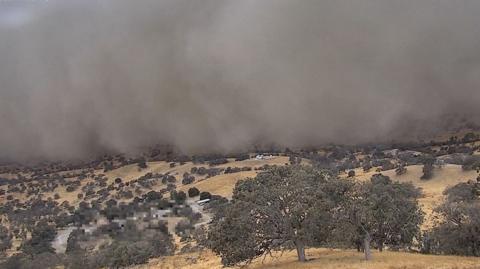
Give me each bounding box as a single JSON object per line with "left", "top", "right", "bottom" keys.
{"left": 129, "top": 159, "right": 480, "bottom": 269}
{"left": 92, "top": 157, "right": 292, "bottom": 200}
{"left": 134, "top": 249, "right": 480, "bottom": 269}
{"left": 1, "top": 156, "right": 475, "bottom": 220}
{"left": 349, "top": 164, "right": 478, "bottom": 227}
{"left": 4, "top": 155, "right": 472, "bottom": 209}
{"left": 2, "top": 155, "right": 480, "bottom": 268}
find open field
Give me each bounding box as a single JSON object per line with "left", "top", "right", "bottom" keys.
{"left": 134, "top": 249, "right": 480, "bottom": 269}
{"left": 129, "top": 160, "right": 479, "bottom": 269}
{"left": 2, "top": 153, "right": 479, "bottom": 268}
{"left": 349, "top": 164, "right": 478, "bottom": 227}
{"left": 1, "top": 157, "right": 475, "bottom": 220}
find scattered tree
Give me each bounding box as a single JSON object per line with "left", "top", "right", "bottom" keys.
{"left": 21, "top": 221, "right": 57, "bottom": 256}
{"left": 199, "top": 191, "right": 211, "bottom": 201}
{"left": 421, "top": 155, "right": 435, "bottom": 180}
{"left": 137, "top": 158, "right": 148, "bottom": 169}
{"left": 0, "top": 224, "right": 12, "bottom": 253}
{"left": 208, "top": 166, "right": 349, "bottom": 265}
{"left": 395, "top": 162, "right": 407, "bottom": 176}
{"left": 342, "top": 174, "right": 424, "bottom": 260}
{"left": 188, "top": 187, "right": 200, "bottom": 198}
{"left": 430, "top": 181, "right": 480, "bottom": 256}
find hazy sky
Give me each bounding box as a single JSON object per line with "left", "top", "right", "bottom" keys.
{"left": 1, "top": 0, "right": 480, "bottom": 160}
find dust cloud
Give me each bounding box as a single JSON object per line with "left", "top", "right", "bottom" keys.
{"left": 1, "top": 0, "right": 480, "bottom": 160}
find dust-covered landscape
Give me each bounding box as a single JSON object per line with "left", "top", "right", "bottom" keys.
{"left": 1, "top": 1, "right": 480, "bottom": 269}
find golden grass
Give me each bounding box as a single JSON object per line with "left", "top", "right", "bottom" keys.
{"left": 3, "top": 157, "right": 480, "bottom": 268}
{"left": 349, "top": 164, "right": 478, "bottom": 227}
{"left": 132, "top": 159, "right": 480, "bottom": 269}
{"left": 2, "top": 157, "right": 475, "bottom": 220}
{"left": 2, "top": 159, "right": 476, "bottom": 219}
{"left": 216, "top": 157, "right": 290, "bottom": 169}
{"left": 104, "top": 161, "right": 174, "bottom": 183}
{"left": 178, "top": 171, "right": 257, "bottom": 198}
{"left": 177, "top": 156, "right": 290, "bottom": 198}
{"left": 133, "top": 248, "right": 480, "bottom": 269}
{"left": 0, "top": 157, "right": 288, "bottom": 209}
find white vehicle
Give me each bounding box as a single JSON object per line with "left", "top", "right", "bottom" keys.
{"left": 197, "top": 199, "right": 211, "bottom": 205}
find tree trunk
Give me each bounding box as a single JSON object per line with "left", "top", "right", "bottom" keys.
{"left": 378, "top": 240, "right": 384, "bottom": 252}
{"left": 295, "top": 241, "right": 306, "bottom": 262}
{"left": 364, "top": 233, "right": 372, "bottom": 261}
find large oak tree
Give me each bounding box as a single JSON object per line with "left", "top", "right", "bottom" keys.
{"left": 208, "top": 165, "right": 351, "bottom": 266}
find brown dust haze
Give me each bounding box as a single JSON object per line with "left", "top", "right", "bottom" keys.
{"left": 1, "top": 0, "right": 480, "bottom": 160}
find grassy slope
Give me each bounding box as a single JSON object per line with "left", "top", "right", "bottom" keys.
{"left": 139, "top": 161, "right": 479, "bottom": 269}
{"left": 134, "top": 249, "right": 480, "bottom": 269}
{"left": 2, "top": 157, "right": 480, "bottom": 268}
{"left": 351, "top": 164, "right": 478, "bottom": 227}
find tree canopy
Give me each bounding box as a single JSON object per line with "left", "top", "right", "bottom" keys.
{"left": 208, "top": 165, "right": 351, "bottom": 266}
{"left": 337, "top": 174, "right": 423, "bottom": 260}
{"left": 430, "top": 181, "right": 480, "bottom": 256}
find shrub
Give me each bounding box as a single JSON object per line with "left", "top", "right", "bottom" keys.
{"left": 137, "top": 158, "right": 148, "bottom": 169}
{"left": 421, "top": 163, "right": 434, "bottom": 180}
{"left": 145, "top": 191, "right": 162, "bottom": 202}
{"left": 234, "top": 154, "right": 250, "bottom": 161}
{"left": 363, "top": 163, "right": 372, "bottom": 172}
{"left": 95, "top": 239, "right": 172, "bottom": 268}
{"left": 429, "top": 182, "right": 480, "bottom": 256}
{"left": 21, "top": 221, "right": 57, "bottom": 255}
{"left": 171, "top": 190, "right": 187, "bottom": 204}
{"left": 462, "top": 155, "right": 480, "bottom": 171}
{"left": 89, "top": 224, "right": 174, "bottom": 268}
{"left": 199, "top": 192, "right": 212, "bottom": 200}
{"left": 395, "top": 164, "right": 407, "bottom": 175}
{"left": 1, "top": 252, "right": 62, "bottom": 269}
{"left": 462, "top": 132, "right": 478, "bottom": 143}
{"left": 0, "top": 224, "right": 12, "bottom": 252}
{"left": 421, "top": 155, "right": 435, "bottom": 180}
{"left": 188, "top": 187, "right": 200, "bottom": 198}
{"left": 162, "top": 175, "right": 176, "bottom": 184}
{"left": 182, "top": 173, "right": 195, "bottom": 185}
{"left": 66, "top": 185, "right": 77, "bottom": 192}
{"left": 380, "top": 160, "right": 395, "bottom": 171}
{"left": 175, "top": 220, "right": 194, "bottom": 238}
{"left": 208, "top": 158, "right": 228, "bottom": 166}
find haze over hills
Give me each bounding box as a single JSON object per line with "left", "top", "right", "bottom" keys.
{"left": 2, "top": 1, "right": 480, "bottom": 269}
{"left": 2, "top": 1, "right": 480, "bottom": 161}
{"left": 1, "top": 136, "right": 480, "bottom": 268}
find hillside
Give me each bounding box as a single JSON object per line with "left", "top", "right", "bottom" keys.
{"left": 1, "top": 141, "right": 480, "bottom": 268}
{"left": 135, "top": 249, "right": 480, "bottom": 269}
{"left": 1, "top": 151, "right": 476, "bottom": 208}
{"left": 3, "top": 2, "right": 480, "bottom": 267}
